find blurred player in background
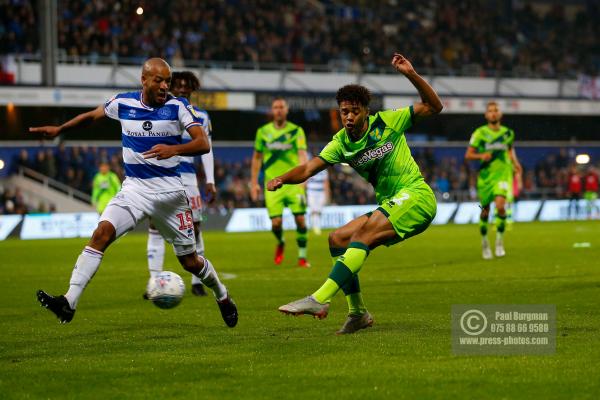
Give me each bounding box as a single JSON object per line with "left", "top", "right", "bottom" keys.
{"left": 31, "top": 58, "right": 237, "bottom": 327}
{"left": 567, "top": 166, "right": 583, "bottom": 219}
{"left": 584, "top": 166, "right": 599, "bottom": 218}
{"left": 306, "top": 155, "right": 330, "bottom": 235}
{"left": 251, "top": 98, "right": 310, "bottom": 267}
{"left": 269, "top": 54, "right": 442, "bottom": 334}
{"left": 465, "top": 102, "right": 522, "bottom": 259}
{"left": 146, "top": 71, "right": 216, "bottom": 297}
{"left": 91, "top": 161, "right": 121, "bottom": 214}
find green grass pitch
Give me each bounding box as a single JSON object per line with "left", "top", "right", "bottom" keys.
{"left": 1, "top": 221, "right": 599, "bottom": 399}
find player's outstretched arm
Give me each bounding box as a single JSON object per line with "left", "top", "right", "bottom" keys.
{"left": 29, "top": 105, "right": 106, "bottom": 138}
{"left": 143, "top": 125, "right": 209, "bottom": 160}
{"left": 391, "top": 53, "right": 443, "bottom": 119}
{"left": 267, "top": 157, "right": 327, "bottom": 191}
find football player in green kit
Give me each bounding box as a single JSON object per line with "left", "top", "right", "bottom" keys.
{"left": 91, "top": 162, "right": 121, "bottom": 214}
{"left": 267, "top": 54, "right": 443, "bottom": 335}
{"left": 465, "top": 102, "right": 522, "bottom": 259}
{"left": 251, "top": 98, "right": 310, "bottom": 268}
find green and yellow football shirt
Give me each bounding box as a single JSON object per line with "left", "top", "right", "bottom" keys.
{"left": 254, "top": 121, "right": 307, "bottom": 184}
{"left": 469, "top": 125, "right": 515, "bottom": 176}
{"left": 318, "top": 106, "right": 425, "bottom": 204}
{"left": 469, "top": 125, "right": 516, "bottom": 205}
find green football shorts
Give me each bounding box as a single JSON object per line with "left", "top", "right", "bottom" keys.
{"left": 265, "top": 184, "right": 307, "bottom": 218}
{"left": 376, "top": 182, "right": 437, "bottom": 246}
{"left": 584, "top": 191, "right": 598, "bottom": 201}
{"left": 477, "top": 169, "right": 512, "bottom": 207}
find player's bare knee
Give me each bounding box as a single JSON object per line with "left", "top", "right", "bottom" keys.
{"left": 329, "top": 229, "right": 345, "bottom": 248}
{"left": 271, "top": 218, "right": 282, "bottom": 230}
{"left": 295, "top": 216, "right": 306, "bottom": 230}
{"left": 178, "top": 253, "right": 202, "bottom": 274}
{"left": 349, "top": 228, "right": 374, "bottom": 247}
{"left": 89, "top": 221, "right": 116, "bottom": 251}
{"left": 481, "top": 208, "right": 490, "bottom": 219}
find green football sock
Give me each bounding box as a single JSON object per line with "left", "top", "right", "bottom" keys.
{"left": 479, "top": 216, "right": 488, "bottom": 236}
{"left": 506, "top": 204, "right": 513, "bottom": 223}
{"left": 342, "top": 275, "right": 367, "bottom": 315}
{"left": 330, "top": 247, "right": 345, "bottom": 266}
{"left": 496, "top": 214, "right": 507, "bottom": 233}
{"left": 313, "top": 242, "right": 369, "bottom": 304}
{"left": 296, "top": 226, "right": 308, "bottom": 259}
{"left": 272, "top": 227, "right": 284, "bottom": 244}
{"left": 329, "top": 247, "right": 367, "bottom": 315}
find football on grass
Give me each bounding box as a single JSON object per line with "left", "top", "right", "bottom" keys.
{"left": 146, "top": 271, "right": 185, "bottom": 309}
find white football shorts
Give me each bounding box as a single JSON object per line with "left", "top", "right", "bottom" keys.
{"left": 100, "top": 187, "right": 196, "bottom": 256}
{"left": 184, "top": 185, "right": 203, "bottom": 223}
{"left": 308, "top": 191, "right": 326, "bottom": 214}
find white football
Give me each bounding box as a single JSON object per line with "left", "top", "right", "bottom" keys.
{"left": 146, "top": 271, "right": 185, "bottom": 309}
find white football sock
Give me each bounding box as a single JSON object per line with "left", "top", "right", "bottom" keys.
{"left": 65, "top": 246, "right": 103, "bottom": 309}
{"left": 147, "top": 228, "right": 165, "bottom": 278}
{"left": 194, "top": 257, "right": 227, "bottom": 301}
{"left": 311, "top": 213, "right": 321, "bottom": 231}
{"left": 191, "top": 231, "right": 205, "bottom": 285}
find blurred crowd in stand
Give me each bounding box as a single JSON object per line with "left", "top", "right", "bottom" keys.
{"left": 3, "top": 0, "right": 599, "bottom": 77}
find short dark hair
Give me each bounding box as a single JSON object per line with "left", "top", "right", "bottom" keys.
{"left": 171, "top": 71, "right": 200, "bottom": 91}
{"left": 272, "top": 96, "right": 287, "bottom": 105}
{"left": 336, "top": 84, "right": 371, "bottom": 107}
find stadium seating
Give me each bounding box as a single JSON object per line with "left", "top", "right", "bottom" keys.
{"left": 2, "top": 0, "right": 599, "bottom": 78}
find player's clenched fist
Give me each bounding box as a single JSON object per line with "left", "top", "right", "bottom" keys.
{"left": 391, "top": 53, "right": 416, "bottom": 75}
{"left": 267, "top": 178, "right": 283, "bottom": 192}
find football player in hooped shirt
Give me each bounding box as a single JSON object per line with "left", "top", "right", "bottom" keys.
{"left": 30, "top": 58, "right": 238, "bottom": 327}
{"left": 146, "top": 71, "right": 216, "bottom": 297}
{"left": 268, "top": 54, "right": 442, "bottom": 335}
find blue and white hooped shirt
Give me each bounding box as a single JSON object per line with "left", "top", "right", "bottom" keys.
{"left": 179, "top": 107, "right": 211, "bottom": 187}
{"left": 104, "top": 91, "right": 202, "bottom": 193}
{"left": 307, "top": 168, "right": 329, "bottom": 194}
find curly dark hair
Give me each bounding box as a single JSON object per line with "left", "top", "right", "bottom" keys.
{"left": 171, "top": 71, "right": 200, "bottom": 91}
{"left": 335, "top": 84, "right": 371, "bottom": 107}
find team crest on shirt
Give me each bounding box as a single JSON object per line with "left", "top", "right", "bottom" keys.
{"left": 158, "top": 107, "right": 171, "bottom": 119}
{"left": 370, "top": 127, "right": 383, "bottom": 141}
